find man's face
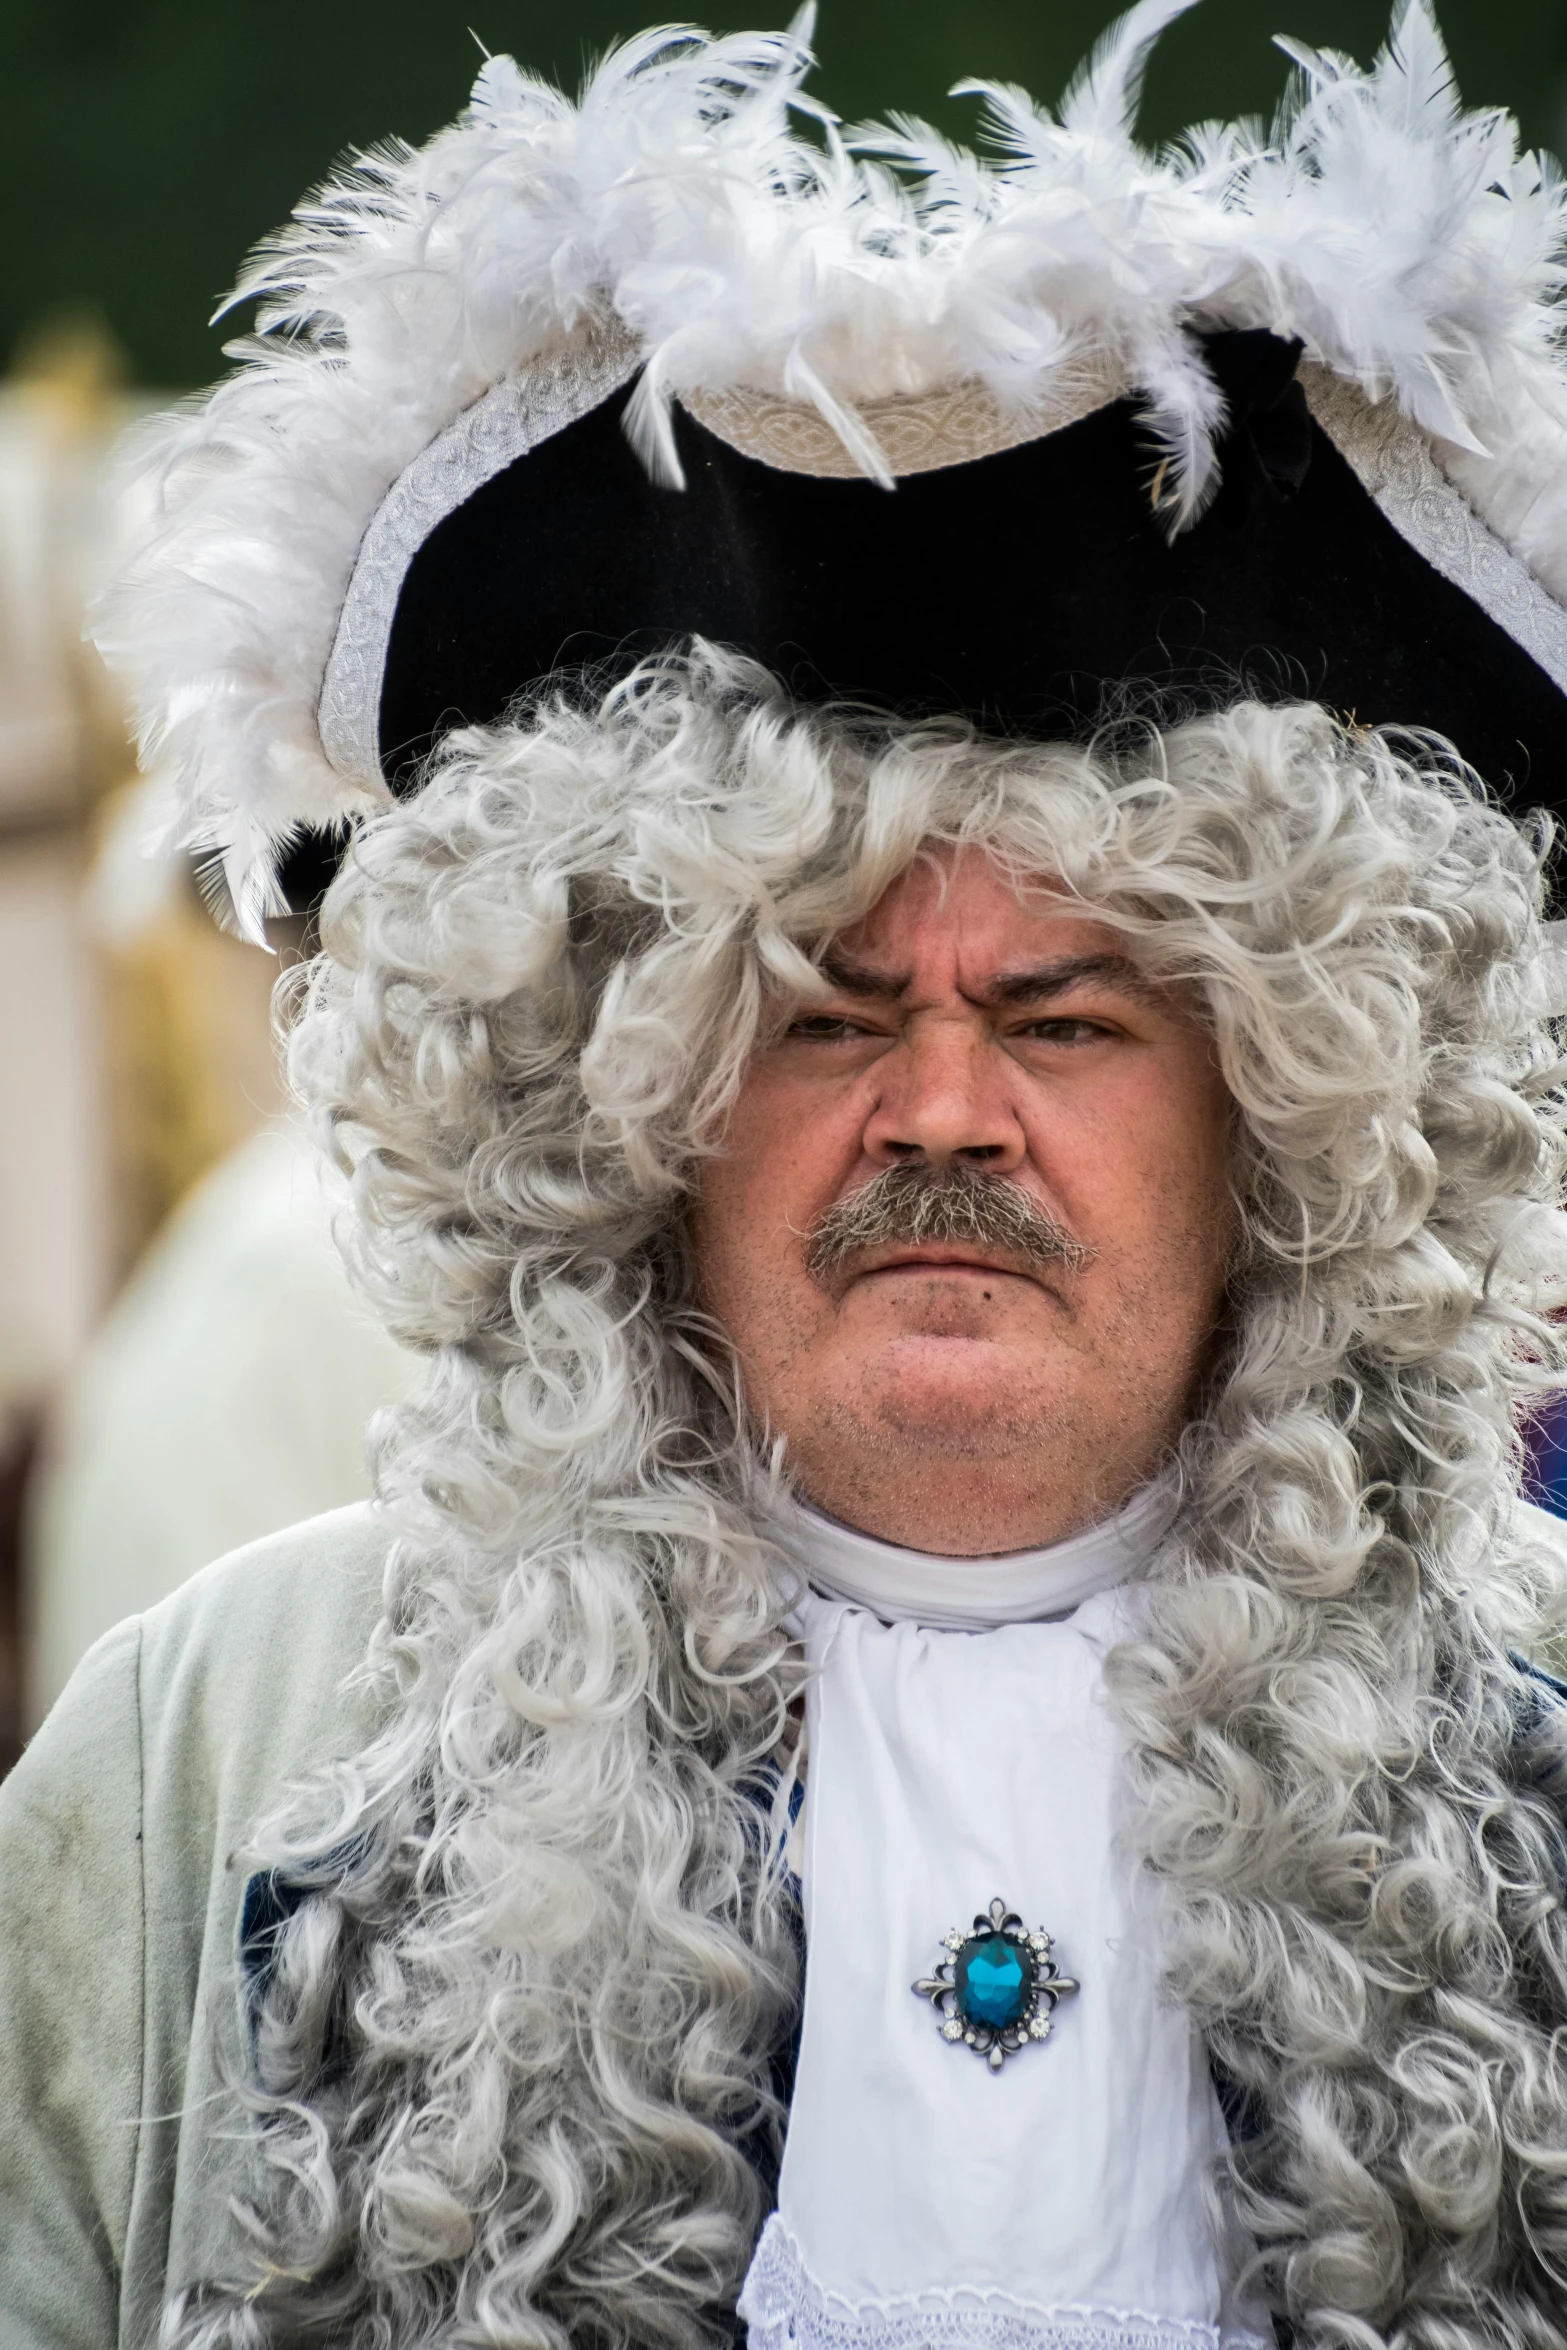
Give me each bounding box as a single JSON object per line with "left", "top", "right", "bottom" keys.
{"left": 690, "top": 847, "right": 1237, "bottom": 1554}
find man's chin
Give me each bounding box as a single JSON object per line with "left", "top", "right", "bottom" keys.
{"left": 826, "top": 1336, "right": 1070, "bottom": 1452}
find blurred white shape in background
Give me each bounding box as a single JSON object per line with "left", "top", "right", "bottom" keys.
{"left": 27, "top": 1116, "right": 418, "bottom": 1721}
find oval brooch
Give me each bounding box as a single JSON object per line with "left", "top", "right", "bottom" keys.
{"left": 912, "top": 1896, "right": 1079, "bottom": 2070}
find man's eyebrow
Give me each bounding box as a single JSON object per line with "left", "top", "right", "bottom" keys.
{"left": 982, "top": 953, "right": 1158, "bottom": 1007}
{"left": 819, "top": 954, "right": 910, "bottom": 1000}
{"left": 817, "top": 950, "right": 1158, "bottom": 1005}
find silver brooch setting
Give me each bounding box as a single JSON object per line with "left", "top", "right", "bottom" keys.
{"left": 912, "top": 1896, "right": 1079, "bottom": 2071}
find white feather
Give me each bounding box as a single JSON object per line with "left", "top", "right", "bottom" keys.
{"left": 1058, "top": 0, "right": 1205, "bottom": 144}
{"left": 1134, "top": 326, "right": 1230, "bottom": 531}
{"left": 90, "top": 4, "right": 1567, "bottom": 938}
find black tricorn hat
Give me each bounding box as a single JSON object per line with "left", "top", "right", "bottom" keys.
{"left": 96, "top": 0, "right": 1567, "bottom": 937}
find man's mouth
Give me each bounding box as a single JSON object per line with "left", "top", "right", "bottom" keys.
{"left": 853, "top": 1244, "right": 1035, "bottom": 1281}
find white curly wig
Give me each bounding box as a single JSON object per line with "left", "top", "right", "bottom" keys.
{"left": 170, "top": 651, "right": 1567, "bottom": 2349}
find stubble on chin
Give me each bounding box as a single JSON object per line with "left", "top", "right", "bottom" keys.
{"left": 774, "top": 1266, "right": 1199, "bottom": 1544}
{"left": 788, "top": 1346, "right": 1094, "bottom": 1464}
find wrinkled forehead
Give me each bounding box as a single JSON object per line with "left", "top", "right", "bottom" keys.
{"left": 819, "top": 842, "right": 1165, "bottom": 1004}
{"left": 843, "top": 842, "right": 1085, "bottom": 944}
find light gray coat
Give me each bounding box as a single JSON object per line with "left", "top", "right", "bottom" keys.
{"left": 0, "top": 1506, "right": 390, "bottom": 2348}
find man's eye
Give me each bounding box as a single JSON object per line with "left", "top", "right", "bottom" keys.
{"left": 1017, "top": 1017, "right": 1109, "bottom": 1045}
{"left": 788, "top": 1014, "right": 873, "bottom": 1041}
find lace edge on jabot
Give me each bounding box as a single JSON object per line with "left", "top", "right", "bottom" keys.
{"left": 737, "top": 2218, "right": 1272, "bottom": 2350}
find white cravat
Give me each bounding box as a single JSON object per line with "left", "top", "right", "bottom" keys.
{"left": 739, "top": 1496, "right": 1267, "bottom": 2350}
{"left": 764, "top": 1484, "right": 1170, "bottom": 1630}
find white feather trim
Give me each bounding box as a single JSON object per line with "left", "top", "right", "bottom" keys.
{"left": 91, "top": 0, "right": 1567, "bottom": 940}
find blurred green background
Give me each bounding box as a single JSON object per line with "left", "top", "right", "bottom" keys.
{"left": 4, "top": 0, "right": 1566, "bottom": 390}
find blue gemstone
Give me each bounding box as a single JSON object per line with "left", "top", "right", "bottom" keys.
{"left": 954, "top": 1932, "right": 1035, "bottom": 2030}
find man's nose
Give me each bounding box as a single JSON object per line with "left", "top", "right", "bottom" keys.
{"left": 861, "top": 1020, "right": 1026, "bottom": 1171}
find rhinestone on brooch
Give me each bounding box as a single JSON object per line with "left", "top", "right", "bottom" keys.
{"left": 912, "top": 1897, "right": 1079, "bottom": 2071}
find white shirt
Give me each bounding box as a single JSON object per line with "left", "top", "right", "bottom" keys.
{"left": 738, "top": 1494, "right": 1268, "bottom": 2350}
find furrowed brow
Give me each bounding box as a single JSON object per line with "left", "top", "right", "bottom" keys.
{"left": 981, "top": 953, "right": 1158, "bottom": 1008}
{"left": 818, "top": 954, "right": 911, "bottom": 1002}
{"left": 814, "top": 949, "right": 1160, "bottom": 1009}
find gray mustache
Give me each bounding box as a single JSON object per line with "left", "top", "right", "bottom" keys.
{"left": 805, "top": 1162, "right": 1095, "bottom": 1286}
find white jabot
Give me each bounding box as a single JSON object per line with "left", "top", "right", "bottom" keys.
{"left": 739, "top": 1500, "right": 1267, "bottom": 2350}
{"left": 762, "top": 1483, "right": 1169, "bottom": 1630}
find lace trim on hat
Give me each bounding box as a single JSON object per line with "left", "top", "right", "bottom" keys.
{"left": 737, "top": 2217, "right": 1272, "bottom": 2350}
{"left": 680, "top": 361, "right": 1124, "bottom": 480}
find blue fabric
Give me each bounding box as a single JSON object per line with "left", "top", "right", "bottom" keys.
{"left": 238, "top": 1835, "right": 368, "bottom": 2026}
{"left": 1525, "top": 1397, "right": 1567, "bottom": 1519}
{"left": 1515, "top": 1650, "right": 1567, "bottom": 1709}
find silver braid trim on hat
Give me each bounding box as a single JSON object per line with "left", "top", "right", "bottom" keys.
{"left": 316, "top": 323, "right": 642, "bottom": 788}
{"left": 1301, "top": 362, "right": 1567, "bottom": 704}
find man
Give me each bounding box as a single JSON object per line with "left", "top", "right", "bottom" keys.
{"left": 692, "top": 839, "right": 1234, "bottom": 1555}
{"left": 7, "top": 666, "right": 1567, "bottom": 2345}
{"left": 6, "top": 7, "right": 1567, "bottom": 2347}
